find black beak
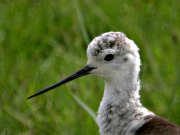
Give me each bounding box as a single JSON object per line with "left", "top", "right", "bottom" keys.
{"left": 27, "top": 65, "right": 96, "bottom": 99}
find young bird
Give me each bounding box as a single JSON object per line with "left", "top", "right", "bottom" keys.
{"left": 28, "top": 32, "right": 180, "bottom": 135}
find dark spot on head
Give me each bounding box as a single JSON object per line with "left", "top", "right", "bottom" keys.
{"left": 92, "top": 48, "right": 100, "bottom": 56}
{"left": 118, "top": 113, "right": 127, "bottom": 119}
{"left": 109, "top": 42, "right": 115, "bottom": 48}
{"left": 106, "top": 103, "right": 112, "bottom": 110}
{"left": 95, "top": 49, "right": 100, "bottom": 54}
{"left": 108, "top": 110, "right": 113, "bottom": 115}
{"left": 123, "top": 57, "right": 128, "bottom": 62}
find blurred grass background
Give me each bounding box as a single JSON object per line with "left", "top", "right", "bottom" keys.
{"left": 0, "top": 0, "right": 180, "bottom": 134}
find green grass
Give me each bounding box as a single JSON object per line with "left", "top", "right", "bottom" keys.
{"left": 0, "top": 0, "right": 180, "bottom": 134}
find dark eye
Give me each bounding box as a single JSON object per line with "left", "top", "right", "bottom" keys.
{"left": 104, "top": 54, "right": 114, "bottom": 61}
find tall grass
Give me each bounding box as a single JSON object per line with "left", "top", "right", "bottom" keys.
{"left": 0, "top": 0, "right": 179, "bottom": 134}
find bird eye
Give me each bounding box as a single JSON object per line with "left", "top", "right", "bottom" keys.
{"left": 104, "top": 54, "right": 114, "bottom": 61}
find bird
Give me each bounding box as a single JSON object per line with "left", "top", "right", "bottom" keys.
{"left": 28, "top": 32, "right": 180, "bottom": 135}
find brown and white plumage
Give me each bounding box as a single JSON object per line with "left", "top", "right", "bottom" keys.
{"left": 88, "top": 32, "right": 180, "bottom": 135}
{"left": 28, "top": 32, "right": 180, "bottom": 135}
{"left": 135, "top": 116, "right": 180, "bottom": 135}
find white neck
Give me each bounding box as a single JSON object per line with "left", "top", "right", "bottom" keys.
{"left": 103, "top": 74, "right": 139, "bottom": 103}
{"left": 97, "top": 73, "right": 154, "bottom": 135}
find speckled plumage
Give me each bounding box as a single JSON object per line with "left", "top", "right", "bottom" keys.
{"left": 87, "top": 32, "right": 136, "bottom": 57}
{"left": 29, "top": 31, "right": 180, "bottom": 135}
{"left": 86, "top": 32, "right": 154, "bottom": 135}
{"left": 86, "top": 32, "right": 180, "bottom": 135}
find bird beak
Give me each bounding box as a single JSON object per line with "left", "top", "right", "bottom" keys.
{"left": 27, "top": 65, "right": 96, "bottom": 99}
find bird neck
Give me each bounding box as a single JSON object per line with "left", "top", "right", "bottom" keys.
{"left": 103, "top": 73, "right": 140, "bottom": 103}
{"left": 97, "top": 73, "right": 154, "bottom": 135}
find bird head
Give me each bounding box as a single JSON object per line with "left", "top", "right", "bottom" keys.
{"left": 87, "top": 32, "right": 140, "bottom": 81}
{"left": 28, "top": 32, "right": 140, "bottom": 99}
